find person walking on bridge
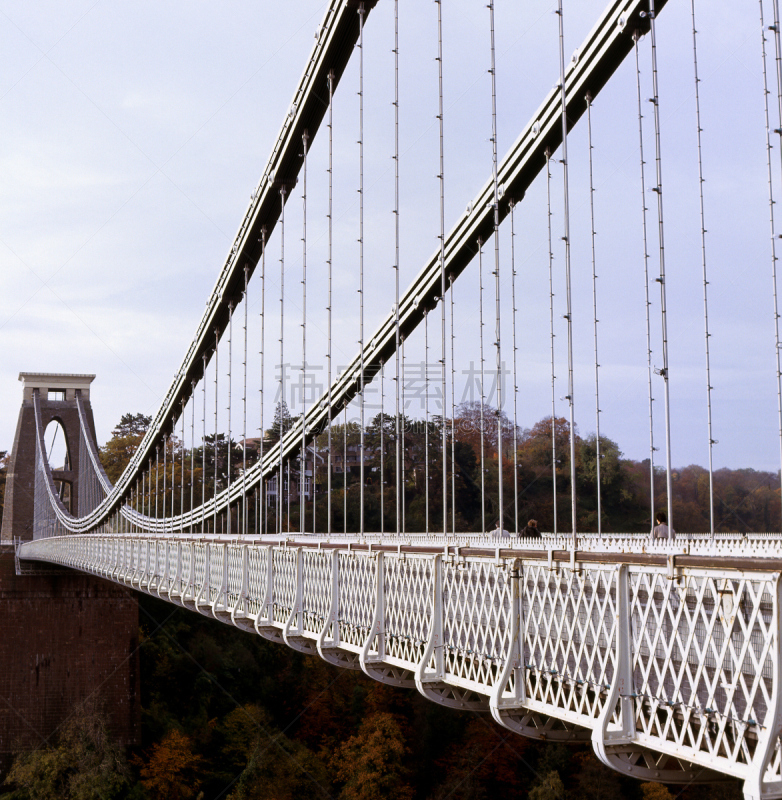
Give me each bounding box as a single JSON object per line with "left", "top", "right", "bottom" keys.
{"left": 652, "top": 511, "right": 675, "bottom": 541}
{"left": 521, "top": 519, "right": 541, "bottom": 539}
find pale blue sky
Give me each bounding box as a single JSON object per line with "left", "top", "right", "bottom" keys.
{"left": 1, "top": 1, "right": 778, "bottom": 475}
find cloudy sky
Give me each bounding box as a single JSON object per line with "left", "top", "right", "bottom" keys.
{"left": 0, "top": 0, "right": 778, "bottom": 477}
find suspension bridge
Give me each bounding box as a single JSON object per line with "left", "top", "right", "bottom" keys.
{"left": 5, "top": 0, "right": 782, "bottom": 795}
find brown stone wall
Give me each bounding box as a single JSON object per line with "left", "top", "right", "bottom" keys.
{"left": 0, "top": 546, "right": 139, "bottom": 776}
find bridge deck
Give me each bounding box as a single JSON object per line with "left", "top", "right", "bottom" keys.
{"left": 17, "top": 532, "right": 782, "bottom": 793}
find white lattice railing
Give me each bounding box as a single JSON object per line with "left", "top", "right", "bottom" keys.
{"left": 17, "top": 534, "right": 782, "bottom": 795}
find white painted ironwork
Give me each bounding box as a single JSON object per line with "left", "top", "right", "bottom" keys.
{"left": 19, "top": 532, "right": 782, "bottom": 794}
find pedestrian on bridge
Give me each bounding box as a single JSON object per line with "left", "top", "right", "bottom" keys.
{"left": 521, "top": 519, "right": 542, "bottom": 539}
{"left": 652, "top": 512, "right": 675, "bottom": 541}
{"left": 490, "top": 521, "right": 510, "bottom": 539}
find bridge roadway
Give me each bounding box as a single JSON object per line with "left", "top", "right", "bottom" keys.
{"left": 16, "top": 531, "right": 782, "bottom": 797}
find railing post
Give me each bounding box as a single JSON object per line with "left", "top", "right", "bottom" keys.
{"left": 126, "top": 539, "right": 133, "bottom": 585}
{"left": 195, "top": 544, "right": 210, "bottom": 612}
{"left": 317, "top": 549, "right": 341, "bottom": 656}
{"left": 283, "top": 547, "right": 304, "bottom": 645}
{"left": 114, "top": 539, "right": 120, "bottom": 579}
{"left": 211, "top": 543, "right": 228, "bottom": 615}
{"left": 172, "top": 540, "right": 182, "bottom": 601}
{"left": 415, "top": 554, "right": 444, "bottom": 691}
{"left": 361, "top": 551, "right": 385, "bottom": 674}
{"left": 743, "top": 573, "right": 782, "bottom": 800}
{"left": 117, "top": 539, "right": 125, "bottom": 583}
{"left": 230, "top": 545, "right": 249, "bottom": 622}
{"left": 490, "top": 557, "right": 526, "bottom": 722}
{"left": 255, "top": 545, "right": 275, "bottom": 633}
{"left": 138, "top": 539, "right": 149, "bottom": 589}
{"left": 592, "top": 563, "right": 635, "bottom": 766}
{"left": 158, "top": 540, "right": 169, "bottom": 599}
{"left": 184, "top": 544, "right": 196, "bottom": 605}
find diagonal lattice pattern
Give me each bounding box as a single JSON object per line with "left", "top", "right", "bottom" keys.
{"left": 338, "top": 552, "right": 376, "bottom": 649}
{"left": 272, "top": 548, "right": 297, "bottom": 624}
{"left": 226, "top": 546, "right": 243, "bottom": 609}
{"left": 630, "top": 568, "right": 776, "bottom": 771}
{"left": 301, "top": 550, "right": 332, "bottom": 635}
{"left": 442, "top": 559, "right": 513, "bottom": 693}
{"left": 243, "top": 546, "right": 268, "bottom": 618}
{"left": 522, "top": 563, "right": 618, "bottom": 725}
{"left": 177, "top": 542, "right": 192, "bottom": 600}
{"left": 209, "top": 545, "right": 224, "bottom": 603}
{"left": 192, "top": 544, "right": 206, "bottom": 600}
{"left": 383, "top": 556, "right": 433, "bottom": 666}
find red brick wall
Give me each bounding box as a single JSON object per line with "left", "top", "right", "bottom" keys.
{"left": 0, "top": 547, "right": 139, "bottom": 775}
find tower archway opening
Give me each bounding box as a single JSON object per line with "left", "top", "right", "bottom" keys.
{"left": 44, "top": 419, "right": 72, "bottom": 513}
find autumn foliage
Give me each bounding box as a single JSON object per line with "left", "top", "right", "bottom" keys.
{"left": 134, "top": 728, "right": 202, "bottom": 800}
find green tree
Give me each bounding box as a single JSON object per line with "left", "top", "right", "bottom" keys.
{"left": 2, "top": 705, "right": 130, "bottom": 800}
{"left": 112, "top": 413, "right": 152, "bottom": 438}
{"left": 99, "top": 412, "right": 151, "bottom": 485}
{"left": 267, "top": 401, "right": 295, "bottom": 444}
{"left": 529, "top": 770, "right": 566, "bottom": 800}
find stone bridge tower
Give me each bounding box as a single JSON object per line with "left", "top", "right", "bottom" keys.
{"left": 0, "top": 374, "right": 139, "bottom": 777}
{"left": 1, "top": 373, "right": 98, "bottom": 543}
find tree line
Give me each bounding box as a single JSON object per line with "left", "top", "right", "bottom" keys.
{"left": 96, "top": 404, "right": 782, "bottom": 535}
